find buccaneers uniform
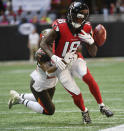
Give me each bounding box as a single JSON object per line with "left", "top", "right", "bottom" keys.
{"left": 8, "top": 30, "right": 58, "bottom": 115}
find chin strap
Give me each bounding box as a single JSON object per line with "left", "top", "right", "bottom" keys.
{"left": 72, "top": 22, "right": 81, "bottom": 28}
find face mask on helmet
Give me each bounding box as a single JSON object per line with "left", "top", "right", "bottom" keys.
{"left": 67, "top": 2, "right": 89, "bottom": 29}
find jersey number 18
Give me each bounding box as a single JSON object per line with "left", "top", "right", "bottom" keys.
{"left": 62, "top": 41, "right": 80, "bottom": 57}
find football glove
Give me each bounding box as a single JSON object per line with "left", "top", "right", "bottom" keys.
{"left": 51, "top": 55, "right": 66, "bottom": 71}
{"left": 64, "top": 51, "right": 77, "bottom": 64}
{"left": 78, "top": 30, "right": 94, "bottom": 45}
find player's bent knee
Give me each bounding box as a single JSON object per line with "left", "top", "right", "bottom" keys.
{"left": 78, "top": 58, "right": 87, "bottom": 77}
{"left": 45, "top": 105, "right": 55, "bottom": 115}
{"left": 48, "top": 106, "right": 55, "bottom": 115}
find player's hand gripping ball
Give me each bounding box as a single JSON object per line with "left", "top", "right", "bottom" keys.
{"left": 93, "top": 24, "right": 107, "bottom": 47}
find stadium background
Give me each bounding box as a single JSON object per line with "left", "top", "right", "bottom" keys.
{"left": 0, "top": 1, "right": 124, "bottom": 131}
{"left": 0, "top": 0, "right": 124, "bottom": 60}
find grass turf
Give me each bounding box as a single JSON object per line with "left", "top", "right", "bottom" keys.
{"left": 0, "top": 58, "right": 124, "bottom": 131}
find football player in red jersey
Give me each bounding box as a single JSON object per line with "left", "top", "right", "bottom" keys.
{"left": 40, "top": 1, "right": 113, "bottom": 123}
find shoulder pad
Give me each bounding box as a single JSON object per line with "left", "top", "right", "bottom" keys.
{"left": 52, "top": 19, "right": 66, "bottom": 32}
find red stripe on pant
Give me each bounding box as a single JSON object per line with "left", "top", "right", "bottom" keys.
{"left": 64, "top": 88, "right": 85, "bottom": 112}
{"left": 38, "top": 98, "right": 48, "bottom": 114}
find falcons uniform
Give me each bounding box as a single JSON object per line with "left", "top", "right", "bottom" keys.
{"left": 52, "top": 19, "right": 92, "bottom": 58}
{"left": 52, "top": 19, "right": 103, "bottom": 107}
{"left": 52, "top": 19, "right": 92, "bottom": 79}
{"left": 50, "top": 19, "right": 90, "bottom": 96}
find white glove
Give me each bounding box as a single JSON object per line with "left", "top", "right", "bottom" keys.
{"left": 78, "top": 30, "right": 94, "bottom": 45}
{"left": 64, "top": 51, "right": 77, "bottom": 64}
{"left": 51, "top": 55, "right": 66, "bottom": 71}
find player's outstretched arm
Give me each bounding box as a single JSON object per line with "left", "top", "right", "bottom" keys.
{"left": 78, "top": 30, "right": 94, "bottom": 45}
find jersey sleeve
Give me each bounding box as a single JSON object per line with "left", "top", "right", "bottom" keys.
{"left": 52, "top": 20, "right": 60, "bottom": 32}
{"left": 83, "top": 22, "right": 93, "bottom": 35}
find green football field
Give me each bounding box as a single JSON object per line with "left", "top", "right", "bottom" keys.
{"left": 0, "top": 58, "right": 124, "bottom": 131}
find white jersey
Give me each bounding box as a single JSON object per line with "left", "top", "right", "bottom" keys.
{"left": 30, "top": 66, "right": 58, "bottom": 92}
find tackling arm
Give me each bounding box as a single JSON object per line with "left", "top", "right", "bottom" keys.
{"left": 40, "top": 29, "right": 57, "bottom": 57}
{"left": 35, "top": 48, "right": 57, "bottom": 74}
{"left": 40, "top": 62, "right": 57, "bottom": 73}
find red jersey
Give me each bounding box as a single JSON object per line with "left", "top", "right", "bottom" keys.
{"left": 52, "top": 19, "right": 92, "bottom": 58}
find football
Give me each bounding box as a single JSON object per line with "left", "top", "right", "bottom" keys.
{"left": 93, "top": 24, "right": 107, "bottom": 47}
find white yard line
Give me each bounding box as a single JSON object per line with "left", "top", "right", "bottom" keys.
{"left": 114, "top": 114, "right": 124, "bottom": 116}
{"left": 0, "top": 126, "right": 99, "bottom": 130}
{"left": 0, "top": 69, "right": 32, "bottom": 74}
{"left": 0, "top": 61, "right": 34, "bottom": 66}
{"left": 93, "top": 118, "right": 124, "bottom": 120}
{"left": 0, "top": 98, "right": 123, "bottom": 104}
{"left": 0, "top": 57, "right": 124, "bottom": 65}
{"left": 1, "top": 109, "right": 124, "bottom": 115}
{"left": 53, "top": 98, "right": 124, "bottom": 102}
{"left": 100, "top": 124, "right": 124, "bottom": 131}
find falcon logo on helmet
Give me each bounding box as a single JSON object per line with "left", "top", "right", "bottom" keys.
{"left": 67, "top": 1, "right": 89, "bottom": 29}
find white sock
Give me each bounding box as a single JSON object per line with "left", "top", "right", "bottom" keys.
{"left": 21, "top": 99, "right": 43, "bottom": 114}
{"left": 84, "top": 107, "right": 88, "bottom": 112}
{"left": 20, "top": 93, "right": 36, "bottom": 101}
{"left": 99, "top": 103, "right": 105, "bottom": 108}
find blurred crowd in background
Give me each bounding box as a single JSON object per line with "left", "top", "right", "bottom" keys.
{"left": 0, "top": 0, "right": 124, "bottom": 26}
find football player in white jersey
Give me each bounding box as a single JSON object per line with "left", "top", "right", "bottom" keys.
{"left": 8, "top": 47, "right": 58, "bottom": 115}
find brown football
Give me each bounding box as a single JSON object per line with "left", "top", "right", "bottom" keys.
{"left": 93, "top": 24, "right": 107, "bottom": 47}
